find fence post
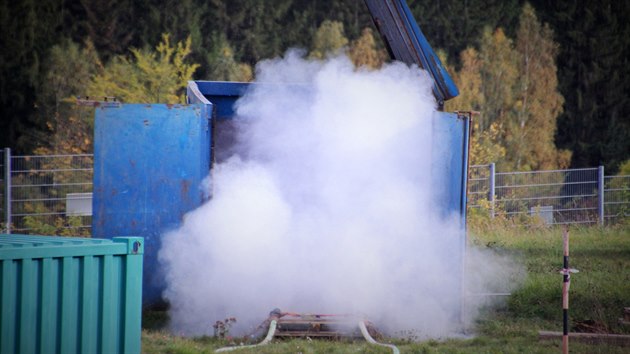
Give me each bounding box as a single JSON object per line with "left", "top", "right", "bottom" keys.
{"left": 597, "top": 166, "right": 604, "bottom": 225}
{"left": 489, "top": 163, "right": 496, "bottom": 218}
{"left": 3, "top": 148, "right": 11, "bottom": 233}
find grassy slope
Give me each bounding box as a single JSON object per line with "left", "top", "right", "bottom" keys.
{"left": 142, "top": 224, "right": 629, "bottom": 353}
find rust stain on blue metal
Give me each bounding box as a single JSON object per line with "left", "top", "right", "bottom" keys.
{"left": 92, "top": 103, "right": 210, "bottom": 305}
{"left": 181, "top": 180, "right": 191, "bottom": 201}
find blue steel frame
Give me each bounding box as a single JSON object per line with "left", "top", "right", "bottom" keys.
{"left": 364, "top": 0, "right": 460, "bottom": 104}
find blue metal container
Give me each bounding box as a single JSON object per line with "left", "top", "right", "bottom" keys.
{"left": 190, "top": 81, "right": 470, "bottom": 316}
{"left": 93, "top": 82, "right": 469, "bottom": 307}
{"left": 364, "top": 0, "right": 460, "bottom": 104}
{"left": 92, "top": 104, "right": 210, "bottom": 305}
{"left": 189, "top": 80, "right": 469, "bottom": 221}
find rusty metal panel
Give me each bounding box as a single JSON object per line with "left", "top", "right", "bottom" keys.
{"left": 92, "top": 104, "right": 210, "bottom": 305}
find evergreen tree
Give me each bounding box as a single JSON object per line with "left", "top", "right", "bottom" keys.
{"left": 0, "top": 0, "right": 65, "bottom": 152}
{"left": 531, "top": 0, "right": 630, "bottom": 173}
{"left": 144, "top": 0, "right": 207, "bottom": 71}
{"left": 206, "top": 34, "right": 253, "bottom": 82}
{"left": 35, "top": 39, "right": 100, "bottom": 155}
{"left": 205, "top": 0, "right": 294, "bottom": 65}
{"left": 75, "top": 0, "right": 138, "bottom": 57}
{"left": 407, "top": 0, "right": 520, "bottom": 66}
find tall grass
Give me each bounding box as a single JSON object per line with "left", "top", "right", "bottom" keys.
{"left": 468, "top": 221, "right": 629, "bottom": 335}
{"left": 142, "top": 221, "right": 630, "bottom": 353}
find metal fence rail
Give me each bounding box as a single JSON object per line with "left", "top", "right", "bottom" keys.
{"left": 604, "top": 175, "right": 630, "bottom": 221}
{"left": 2, "top": 148, "right": 93, "bottom": 234}
{"left": 1, "top": 150, "right": 628, "bottom": 233}
{"left": 1, "top": 149, "right": 4, "bottom": 226}
{"left": 469, "top": 164, "right": 629, "bottom": 225}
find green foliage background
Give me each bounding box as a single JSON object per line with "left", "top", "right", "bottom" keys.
{"left": 0, "top": 0, "right": 628, "bottom": 173}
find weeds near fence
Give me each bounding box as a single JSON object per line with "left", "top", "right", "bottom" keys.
{"left": 2, "top": 150, "right": 93, "bottom": 235}
{"left": 467, "top": 198, "right": 550, "bottom": 233}
{"left": 22, "top": 215, "right": 90, "bottom": 237}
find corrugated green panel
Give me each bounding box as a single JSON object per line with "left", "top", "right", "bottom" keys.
{"left": 39, "top": 258, "right": 58, "bottom": 354}
{"left": 1, "top": 260, "right": 17, "bottom": 354}
{"left": 0, "top": 234, "right": 143, "bottom": 354}
{"left": 19, "top": 258, "right": 38, "bottom": 353}
{"left": 60, "top": 256, "right": 79, "bottom": 352}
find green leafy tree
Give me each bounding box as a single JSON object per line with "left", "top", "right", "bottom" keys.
{"left": 478, "top": 27, "right": 518, "bottom": 135}
{"left": 448, "top": 5, "right": 569, "bottom": 170}
{"left": 469, "top": 122, "right": 507, "bottom": 166}
{"left": 348, "top": 28, "right": 386, "bottom": 69}
{"left": 445, "top": 47, "right": 484, "bottom": 113}
{"left": 509, "top": 3, "right": 569, "bottom": 170}
{"left": 309, "top": 20, "right": 349, "bottom": 59}
{"left": 206, "top": 33, "right": 253, "bottom": 82}
{"left": 88, "top": 34, "right": 199, "bottom": 103}
{"left": 445, "top": 47, "right": 504, "bottom": 166}
{"left": 35, "top": 39, "right": 100, "bottom": 155}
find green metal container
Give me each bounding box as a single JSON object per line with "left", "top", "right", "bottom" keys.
{"left": 0, "top": 234, "right": 143, "bottom": 354}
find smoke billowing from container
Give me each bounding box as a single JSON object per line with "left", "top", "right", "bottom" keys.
{"left": 159, "top": 50, "right": 520, "bottom": 337}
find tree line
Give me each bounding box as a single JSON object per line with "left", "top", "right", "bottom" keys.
{"left": 0, "top": 0, "right": 627, "bottom": 173}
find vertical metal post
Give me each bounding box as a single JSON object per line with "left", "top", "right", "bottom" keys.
{"left": 597, "top": 166, "right": 604, "bottom": 225}
{"left": 561, "top": 227, "right": 570, "bottom": 354}
{"left": 489, "top": 163, "right": 496, "bottom": 218}
{"left": 3, "top": 148, "right": 11, "bottom": 233}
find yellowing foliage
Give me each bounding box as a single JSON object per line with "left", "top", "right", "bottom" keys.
{"left": 447, "top": 4, "right": 569, "bottom": 170}
{"left": 208, "top": 41, "right": 253, "bottom": 82}
{"left": 348, "top": 28, "right": 386, "bottom": 70}
{"left": 309, "top": 20, "right": 349, "bottom": 59}
{"left": 89, "top": 34, "right": 199, "bottom": 104}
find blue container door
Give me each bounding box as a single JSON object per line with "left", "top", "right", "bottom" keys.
{"left": 92, "top": 103, "right": 211, "bottom": 306}
{"left": 431, "top": 110, "right": 470, "bottom": 322}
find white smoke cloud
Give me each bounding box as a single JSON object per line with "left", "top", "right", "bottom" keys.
{"left": 159, "top": 50, "right": 520, "bottom": 338}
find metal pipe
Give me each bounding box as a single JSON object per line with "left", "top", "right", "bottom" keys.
{"left": 358, "top": 321, "right": 400, "bottom": 354}
{"left": 4, "top": 148, "right": 11, "bottom": 234}
{"left": 597, "top": 166, "right": 604, "bottom": 225}
{"left": 215, "top": 319, "right": 277, "bottom": 352}
{"left": 489, "top": 162, "right": 495, "bottom": 218}
{"left": 561, "top": 227, "right": 570, "bottom": 354}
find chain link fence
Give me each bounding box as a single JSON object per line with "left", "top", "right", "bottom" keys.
{"left": 1, "top": 148, "right": 93, "bottom": 235}
{"left": 469, "top": 164, "right": 629, "bottom": 225}
{"left": 604, "top": 174, "right": 630, "bottom": 222}
{"left": 1, "top": 150, "right": 628, "bottom": 233}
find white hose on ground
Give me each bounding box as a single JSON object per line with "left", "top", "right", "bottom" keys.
{"left": 215, "top": 319, "right": 277, "bottom": 352}
{"left": 358, "top": 320, "right": 400, "bottom": 354}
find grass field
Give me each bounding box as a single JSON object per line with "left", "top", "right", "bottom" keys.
{"left": 142, "top": 222, "right": 629, "bottom": 353}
